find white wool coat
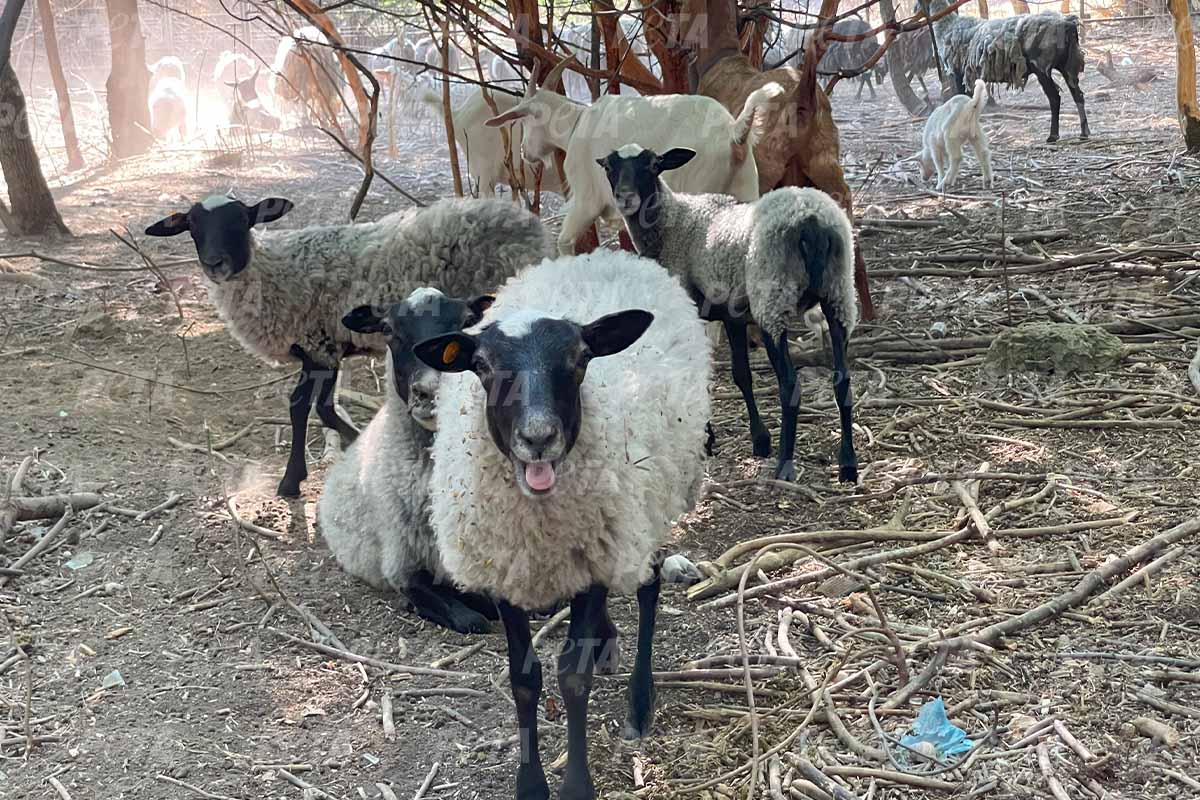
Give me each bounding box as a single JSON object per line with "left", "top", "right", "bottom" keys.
{"left": 204, "top": 198, "right": 550, "bottom": 368}
{"left": 317, "top": 365, "right": 440, "bottom": 590}
{"left": 634, "top": 185, "right": 858, "bottom": 339}
{"left": 428, "top": 251, "right": 711, "bottom": 610}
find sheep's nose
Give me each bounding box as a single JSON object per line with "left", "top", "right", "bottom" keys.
{"left": 410, "top": 382, "right": 435, "bottom": 406}
{"left": 516, "top": 422, "right": 560, "bottom": 459}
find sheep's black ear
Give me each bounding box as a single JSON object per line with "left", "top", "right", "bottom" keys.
{"left": 595, "top": 157, "right": 607, "bottom": 169}
{"left": 145, "top": 212, "right": 190, "bottom": 237}
{"left": 413, "top": 332, "right": 477, "bottom": 373}
{"left": 467, "top": 294, "right": 495, "bottom": 322}
{"left": 248, "top": 198, "right": 294, "bottom": 226}
{"left": 655, "top": 148, "right": 697, "bottom": 173}
{"left": 343, "top": 305, "right": 391, "bottom": 335}
{"left": 582, "top": 309, "right": 654, "bottom": 358}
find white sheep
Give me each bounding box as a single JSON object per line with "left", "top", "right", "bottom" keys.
{"left": 412, "top": 248, "right": 710, "bottom": 798}
{"left": 484, "top": 56, "right": 781, "bottom": 255}
{"left": 149, "top": 77, "right": 187, "bottom": 142}
{"left": 317, "top": 288, "right": 498, "bottom": 633}
{"left": 144, "top": 195, "right": 550, "bottom": 498}
{"left": 421, "top": 89, "right": 564, "bottom": 199}
{"left": 150, "top": 56, "right": 186, "bottom": 85}
{"left": 598, "top": 144, "right": 859, "bottom": 483}
{"left": 919, "top": 79, "right": 992, "bottom": 191}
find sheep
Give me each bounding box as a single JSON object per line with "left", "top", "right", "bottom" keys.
{"left": 411, "top": 249, "right": 711, "bottom": 799}
{"left": 888, "top": 25, "right": 938, "bottom": 106}
{"left": 923, "top": 0, "right": 1089, "bottom": 142}
{"left": 150, "top": 56, "right": 185, "bottom": 85}
{"left": 819, "top": 17, "right": 887, "bottom": 101}
{"left": 485, "top": 56, "right": 780, "bottom": 255}
{"left": 420, "top": 89, "right": 564, "bottom": 199}
{"left": 598, "top": 144, "right": 858, "bottom": 483}
{"left": 919, "top": 79, "right": 992, "bottom": 190}
{"left": 270, "top": 25, "right": 344, "bottom": 129}
{"left": 690, "top": 0, "right": 875, "bottom": 320}
{"left": 143, "top": 195, "right": 550, "bottom": 498}
{"left": 317, "top": 288, "right": 499, "bottom": 634}
{"left": 149, "top": 77, "right": 187, "bottom": 142}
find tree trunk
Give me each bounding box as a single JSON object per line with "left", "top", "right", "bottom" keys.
{"left": 977, "top": 0, "right": 989, "bottom": 18}
{"left": 1170, "top": 0, "right": 1200, "bottom": 151}
{"left": 103, "top": 0, "right": 152, "bottom": 158}
{"left": 880, "top": 0, "right": 928, "bottom": 115}
{"left": 0, "top": 62, "right": 70, "bottom": 236}
{"left": 1011, "top": 0, "right": 1031, "bottom": 12}
{"left": 36, "top": 0, "right": 83, "bottom": 170}
{"left": 640, "top": 0, "right": 688, "bottom": 94}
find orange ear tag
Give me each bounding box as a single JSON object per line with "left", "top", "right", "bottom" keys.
{"left": 442, "top": 341, "right": 460, "bottom": 365}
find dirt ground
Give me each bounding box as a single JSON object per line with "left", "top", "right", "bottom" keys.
{"left": 2, "top": 21, "right": 1200, "bottom": 800}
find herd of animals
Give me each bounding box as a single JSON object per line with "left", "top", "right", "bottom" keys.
{"left": 134, "top": 4, "right": 1097, "bottom": 798}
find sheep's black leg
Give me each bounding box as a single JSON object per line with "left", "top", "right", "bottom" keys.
{"left": 822, "top": 301, "right": 858, "bottom": 484}
{"left": 499, "top": 600, "right": 549, "bottom": 800}
{"left": 761, "top": 328, "right": 799, "bottom": 482}
{"left": 1031, "top": 68, "right": 1062, "bottom": 143}
{"left": 406, "top": 571, "right": 492, "bottom": 634}
{"left": 304, "top": 355, "right": 358, "bottom": 445}
{"left": 594, "top": 603, "right": 620, "bottom": 675}
{"left": 455, "top": 589, "right": 501, "bottom": 621}
{"left": 725, "top": 319, "right": 770, "bottom": 457}
{"left": 622, "top": 562, "right": 661, "bottom": 740}
{"left": 1062, "top": 69, "right": 1090, "bottom": 140}
{"left": 558, "top": 586, "right": 606, "bottom": 800}
{"left": 277, "top": 365, "right": 315, "bottom": 497}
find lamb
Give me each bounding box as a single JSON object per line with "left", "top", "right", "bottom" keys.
{"left": 270, "top": 25, "right": 344, "bottom": 129}
{"left": 317, "top": 288, "right": 499, "bottom": 634}
{"left": 150, "top": 56, "right": 185, "bottom": 85}
{"left": 143, "top": 195, "right": 550, "bottom": 498}
{"left": 411, "top": 249, "right": 711, "bottom": 799}
{"left": 484, "top": 55, "right": 779, "bottom": 255}
{"left": 149, "top": 77, "right": 187, "bottom": 142}
{"left": 919, "top": 79, "right": 992, "bottom": 190}
{"left": 421, "top": 89, "right": 564, "bottom": 199}
{"left": 598, "top": 144, "right": 858, "bottom": 483}
{"left": 924, "top": 0, "right": 1089, "bottom": 142}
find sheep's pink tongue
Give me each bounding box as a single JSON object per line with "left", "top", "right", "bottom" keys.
{"left": 525, "top": 461, "right": 556, "bottom": 491}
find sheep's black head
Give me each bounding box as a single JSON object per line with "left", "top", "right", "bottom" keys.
{"left": 596, "top": 144, "right": 696, "bottom": 220}
{"left": 414, "top": 308, "right": 653, "bottom": 498}
{"left": 343, "top": 289, "right": 494, "bottom": 432}
{"left": 144, "top": 195, "right": 294, "bottom": 283}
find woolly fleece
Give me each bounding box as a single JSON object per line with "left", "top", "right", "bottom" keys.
{"left": 428, "top": 251, "right": 711, "bottom": 610}
{"left": 204, "top": 198, "right": 550, "bottom": 368}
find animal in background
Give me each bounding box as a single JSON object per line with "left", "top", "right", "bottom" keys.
{"left": 918, "top": 79, "right": 993, "bottom": 191}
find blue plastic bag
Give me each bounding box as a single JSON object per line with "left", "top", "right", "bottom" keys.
{"left": 900, "top": 698, "right": 973, "bottom": 759}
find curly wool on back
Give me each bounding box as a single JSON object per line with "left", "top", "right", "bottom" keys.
{"left": 427, "top": 251, "right": 712, "bottom": 611}
{"left": 206, "top": 198, "right": 552, "bottom": 370}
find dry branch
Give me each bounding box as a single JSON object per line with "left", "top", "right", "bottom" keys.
{"left": 0, "top": 493, "right": 101, "bottom": 540}
{"left": 267, "top": 628, "right": 477, "bottom": 678}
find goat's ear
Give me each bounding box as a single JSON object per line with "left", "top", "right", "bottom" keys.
{"left": 343, "top": 305, "right": 392, "bottom": 335}
{"left": 485, "top": 106, "right": 530, "bottom": 127}
{"left": 145, "top": 212, "right": 190, "bottom": 237}
{"left": 467, "top": 294, "right": 495, "bottom": 321}
{"left": 582, "top": 309, "right": 654, "bottom": 358}
{"left": 655, "top": 148, "right": 697, "bottom": 174}
{"left": 248, "top": 198, "right": 294, "bottom": 226}
{"left": 413, "top": 332, "right": 477, "bottom": 373}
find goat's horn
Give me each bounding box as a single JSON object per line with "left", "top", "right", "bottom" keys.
{"left": 524, "top": 59, "right": 542, "bottom": 98}
{"left": 543, "top": 54, "right": 575, "bottom": 91}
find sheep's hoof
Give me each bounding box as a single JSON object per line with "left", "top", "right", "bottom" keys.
{"left": 839, "top": 463, "right": 860, "bottom": 484}
{"left": 773, "top": 459, "right": 797, "bottom": 482}
{"left": 1079, "top": 132, "right": 1091, "bottom": 141}
{"left": 515, "top": 765, "right": 550, "bottom": 800}
{"left": 448, "top": 610, "right": 493, "bottom": 635}
{"left": 621, "top": 696, "right": 656, "bottom": 740}
{"left": 1046, "top": 133, "right": 1060, "bottom": 143}
{"left": 276, "top": 477, "right": 303, "bottom": 498}
{"left": 752, "top": 433, "right": 772, "bottom": 458}
{"left": 559, "top": 773, "right": 596, "bottom": 800}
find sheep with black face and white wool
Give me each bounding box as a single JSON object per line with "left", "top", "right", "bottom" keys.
{"left": 144, "top": 196, "right": 550, "bottom": 498}
{"left": 411, "top": 249, "right": 711, "bottom": 800}
{"left": 598, "top": 144, "right": 858, "bottom": 484}
{"left": 317, "top": 288, "right": 499, "bottom": 634}
{"left": 819, "top": 16, "right": 887, "bottom": 101}
{"left": 484, "top": 56, "right": 781, "bottom": 255}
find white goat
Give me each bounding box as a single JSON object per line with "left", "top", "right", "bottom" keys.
{"left": 149, "top": 78, "right": 187, "bottom": 142}
{"left": 918, "top": 79, "right": 992, "bottom": 191}
{"left": 421, "top": 89, "right": 564, "bottom": 199}
{"left": 486, "top": 57, "right": 780, "bottom": 255}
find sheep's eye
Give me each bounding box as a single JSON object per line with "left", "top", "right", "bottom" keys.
{"left": 473, "top": 357, "right": 492, "bottom": 377}
{"left": 574, "top": 358, "right": 589, "bottom": 385}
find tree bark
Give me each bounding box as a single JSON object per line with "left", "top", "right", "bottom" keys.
{"left": 0, "top": 62, "right": 70, "bottom": 236}
{"left": 976, "top": 0, "right": 989, "bottom": 18}
{"left": 594, "top": 0, "right": 660, "bottom": 92}
{"left": 640, "top": 0, "right": 688, "bottom": 94}
{"left": 36, "top": 0, "right": 83, "bottom": 170}
{"left": 1170, "top": 0, "right": 1200, "bottom": 151}
{"left": 103, "top": 0, "right": 152, "bottom": 158}
{"left": 1011, "top": 0, "right": 1031, "bottom": 12}
{"left": 0, "top": 0, "right": 29, "bottom": 70}
{"left": 880, "top": 0, "right": 929, "bottom": 115}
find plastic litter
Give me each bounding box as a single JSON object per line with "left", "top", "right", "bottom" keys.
{"left": 900, "top": 697, "right": 973, "bottom": 760}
